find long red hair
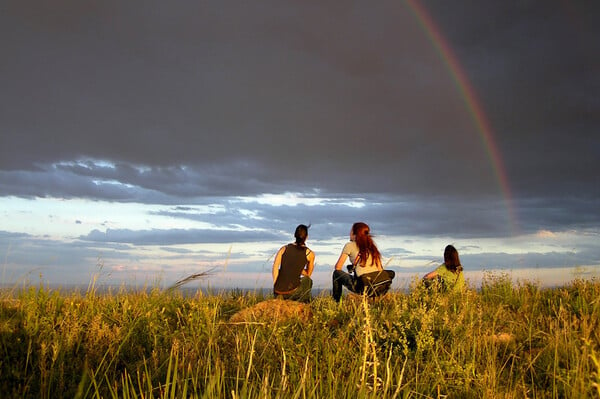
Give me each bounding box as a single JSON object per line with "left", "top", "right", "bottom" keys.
{"left": 352, "top": 222, "right": 381, "bottom": 267}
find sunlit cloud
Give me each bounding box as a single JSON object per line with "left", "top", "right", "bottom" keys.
{"left": 237, "top": 192, "right": 367, "bottom": 208}
{"left": 536, "top": 229, "right": 557, "bottom": 238}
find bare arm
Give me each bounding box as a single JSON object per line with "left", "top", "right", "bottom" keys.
{"left": 272, "top": 246, "right": 285, "bottom": 283}
{"left": 334, "top": 252, "right": 349, "bottom": 271}
{"left": 423, "top": 270, "right": 438, "bottom": 280}
{"left": 302, "top": 251, "right": 315, "bottom": 277}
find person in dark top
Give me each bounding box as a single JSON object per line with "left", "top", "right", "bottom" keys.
{"left": 272, "top": 224, "right": 315, "bottom": 302}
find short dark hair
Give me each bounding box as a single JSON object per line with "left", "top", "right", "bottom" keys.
{"left": 294, "top": 224, "right": 310, "bottom": 245}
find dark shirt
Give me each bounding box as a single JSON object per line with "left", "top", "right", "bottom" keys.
{"left": 274, "top": 244, "right": 310, "bottom": 294}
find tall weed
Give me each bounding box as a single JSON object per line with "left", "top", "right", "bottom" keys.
{"left": 0, "top": 275, "right": 598, "bottom": 398}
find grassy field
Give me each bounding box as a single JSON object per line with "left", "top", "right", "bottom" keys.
{"left": 1, "top": 274, "right": 599, "bottom": 398}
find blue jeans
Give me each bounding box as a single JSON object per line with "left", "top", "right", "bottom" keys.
{"left": 332, "top": 270, "right": 360, "bottom": 302}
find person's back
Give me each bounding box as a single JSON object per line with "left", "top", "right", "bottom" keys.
{"left": 332, "top": 222, "right": 394, "bottom": 301}
{"left": 272, "top": 224, "right": 315, "bottom": 302}
{"left": 274, "top": 243, "right": 311, "bottom": 294}
{"left": 435, "top": 263, "right": 465, "bottom": 292}
{"left": 423, "top": 245, "right": 465, "bottom": 292}
{"left": 342, "top": 241, "right": 380, "bottom": 276}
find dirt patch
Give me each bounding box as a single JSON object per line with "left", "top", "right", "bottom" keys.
{"left": 228, "top": 298, "right": 312, "bottom": 324}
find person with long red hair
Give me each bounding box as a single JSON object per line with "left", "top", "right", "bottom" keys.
{"left": 332, "top": 222, "right": 394, "bottom": 302}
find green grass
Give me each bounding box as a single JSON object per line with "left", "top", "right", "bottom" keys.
{"left": 1, "top": 274, "right": 599, "bottom": 398}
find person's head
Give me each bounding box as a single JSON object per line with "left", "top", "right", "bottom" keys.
{"left": 351, "top": 222, "right": 371, "bottom": 241}
{"left": 443, "top": 245, "right": 462, "bottom": 273}
{"left": 351, "top": 222, "right": 381, "bottom": 266}
{"left": 294, "top": 224, "right": 310, "bottom": 246}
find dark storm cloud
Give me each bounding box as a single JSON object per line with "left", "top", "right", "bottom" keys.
{"left": 0, "top": 231, "right": 117, "bottom": 283}
{"left": 81, "top": 227, "right": 284, "bottom": 245}
{"left": 150, "top": 199, "right": 371, "bottom": 234}
{"left": 150, "top": 191, "right": 600, "bottom": 240}
{"left": 152, "top": 195, "right": 502, "bottom": 238}
{"left": 0, "top": 0, "right": 506, "bottom": 194}
{"left": 1, "top": 0, "right": 599, "bottom": 236}
{"left": 422, "top": 1, "right": 600, "bottom": 199}
{"left": 0, "top": 161, "right": 278, "bottom": 200}
{"left": 516, "top": 197, "right": 600, "bottom": 232}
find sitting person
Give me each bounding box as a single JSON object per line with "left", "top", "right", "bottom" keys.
{"left": 332, "top": 222, "right": 395, "bottom": 302}
{"left": 272, "top": 224, "right": 315, "bottom": 302}
{"left": 422, "top": 244, "right": 465, "bottom": 292}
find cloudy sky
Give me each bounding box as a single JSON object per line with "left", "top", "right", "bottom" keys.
{"left": 1, "top": 0, "right": 598, "bottom": 291}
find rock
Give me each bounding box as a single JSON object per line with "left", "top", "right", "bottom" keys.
{"left": 491, "top": 332, "right": 515, "bottom": 343}
{"left": 228, "top": 298, "right": 312, "bottom": 323}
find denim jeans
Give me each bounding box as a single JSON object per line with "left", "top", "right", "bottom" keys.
{"left": 332, "top": 269, "right": 396, "bottom": 301}
{"left": 332, "top": 270, "right": 360, "bottom": 302}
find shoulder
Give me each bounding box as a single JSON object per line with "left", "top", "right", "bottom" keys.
{"left": 435, "top": 263, "right": 449, "bottom": 273}
{"left": 342, "top": 241, "right": 357, "bottom": 253}
{"left": 287, "top": 243, "right": 310, "bottom": 253}
{"left": 278, "top": 245, "right": 289, "bottom": 254}
{"left": 306, "top": 247, "right": 315, "bottom": 259}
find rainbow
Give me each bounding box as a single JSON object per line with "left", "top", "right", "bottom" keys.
{"left": 405, "top": 0, "right": 519, "bottom": 235}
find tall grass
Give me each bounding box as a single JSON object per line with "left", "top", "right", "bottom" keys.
{"left": 0, "top": 274, "right": 598, "bottom": 398}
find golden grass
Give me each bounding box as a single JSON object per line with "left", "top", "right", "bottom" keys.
{"left": 0, "top": 275, "right": 598, "bottom": 398}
